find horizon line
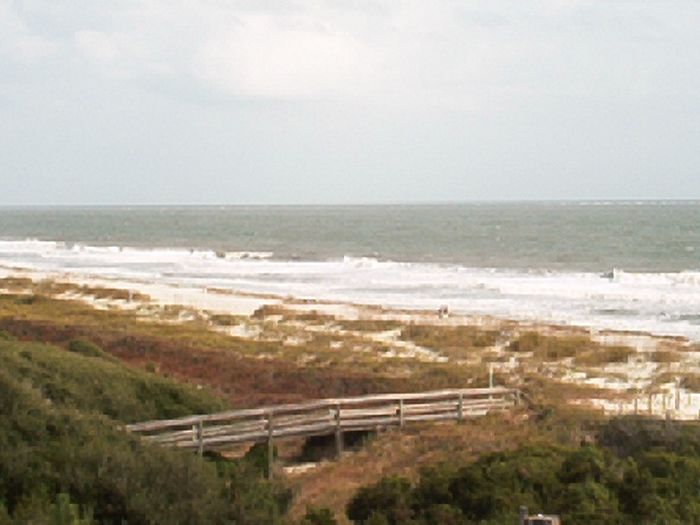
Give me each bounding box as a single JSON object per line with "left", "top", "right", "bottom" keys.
{"left": 1, "top": 198, "right": 700, "bottom": 208}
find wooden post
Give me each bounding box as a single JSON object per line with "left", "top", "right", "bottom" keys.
{"left": 334, "top": 404, "right": 343, "bottom": 459}
{"left": 458, "top": 392, "right": 464, "bottom": 422}
{"left": 398, "top": 399, "right": 404, "bottom": 428}
{"left": 675, "top": 387, "right": 681, "bottom": 411}
{"left": 267, "top": 411, "right": 274, "bottom": 480}
{"left": 634, "top": 397, "right": 639, "bottom": 415}
{"left": 196, "top": 420, "right": 204, "bottom": 456}
{"left": 515, "top": 389, "right": 521, "bottom": 406}
{"left": 648, "top": 393, "right": 653, "bottom": 416}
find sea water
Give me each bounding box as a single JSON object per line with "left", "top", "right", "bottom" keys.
{"left": 1, "top": 202, "right": 700, "bottom": 339}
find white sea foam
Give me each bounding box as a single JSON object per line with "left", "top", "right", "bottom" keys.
{"left": 3, "top": 239, "right": 700, "bottom": 339}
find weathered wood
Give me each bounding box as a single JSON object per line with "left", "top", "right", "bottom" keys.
{"left": 127, "top": 387, "right": 520, "bottom": 455}
{"left": 267, "top": 412, "right": 274, "bottom": 480}
{"left": 335, "top": 404, "right": 343, "bottom": 459}
{"left": 196, "top": 420, "right": 204, "bottom": 456}
{"left": 126, "top": 387, "right": 514, "bottom": 432}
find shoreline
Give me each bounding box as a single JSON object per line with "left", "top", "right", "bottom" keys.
{"left": 0, "top": 263, "right": 692, "bottom": 346}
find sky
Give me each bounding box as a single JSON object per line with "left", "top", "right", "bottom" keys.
{"left": 1, "top": 0, "right": 699, "bottom": 205}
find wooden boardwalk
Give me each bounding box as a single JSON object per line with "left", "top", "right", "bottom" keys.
{"left": 127, "top": 387, "right": 521, "bottom": 472}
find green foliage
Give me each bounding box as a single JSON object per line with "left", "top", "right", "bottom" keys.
{"left": 0, "top": 339, "right": 285, "bottom": 525}
{"left": 66, "top": 338, "right": 113, "bottom": 360}
{"left": 300, "top": 506, "right": 338, "bottom": 525}
{"left": 346, "top": 476, "right": 414, "bottom": 525}
{"left": 347, "top": 421, "right": 700, "bottom": 525}
{"left": 49, "top": 494, "right": 94, "bottom": 525}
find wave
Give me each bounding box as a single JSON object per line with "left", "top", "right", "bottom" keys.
{"left": 0, "top": 239, "right": 274, "bottom": 261}
{"left": 4, "top": 239, "right": 700, "bottom": 339}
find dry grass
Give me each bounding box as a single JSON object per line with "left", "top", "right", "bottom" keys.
{"left": 507, "top": 332, "right": 634, "bottom": 367}
{"left": 399, "top": 324, "right": 499, "bottom": 360}
{"left": 0, "top": 276, "right": 151, "bottom": 302}
{"left": 335, "top": 319, "right": 403, "bottom": 332}
{"left": 575, "top": 345, "right": 635, "bottom": 366}
{"left": 651, "top": 350, "right": 682, "bottom": 363}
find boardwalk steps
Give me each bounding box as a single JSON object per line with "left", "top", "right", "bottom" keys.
{"left": 127, "top": 387, "right": 521, "bottom": 467}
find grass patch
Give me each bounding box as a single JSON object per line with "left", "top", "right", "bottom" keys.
{"left": 509, "top": 332, "right": 635, "bottom": 366}
{"left": 508, "top": 332, "right": 589, "bottom": 359}
{"left": 400, "top": 325, "right": 499, "bottom": 356}
{"left": 575, "top": 345, "right": 635, "bottom": 366}
{"left": 651, "top": 350, "right": 682, "bottom": 363}
{"left": 336, "top": 319, "right": 403, "bottom": 332}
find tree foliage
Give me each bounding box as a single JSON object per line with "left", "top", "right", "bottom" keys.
{"left": 347, "top": 419, "right": 700, "bottom": 525}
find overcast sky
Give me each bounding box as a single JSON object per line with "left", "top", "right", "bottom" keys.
{"left": 1, "top": 1, "right": 699, "bottom": 205}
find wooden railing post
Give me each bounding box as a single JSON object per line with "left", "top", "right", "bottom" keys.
{"left": 398, "top": 399, "right": 404, "bottom": 428}
{"left": 458, "top": 392, "right": 464, "bottom": 422}
{"left": 267, "top": 411, "right": 274, "bottom": 479}
{"left": 192, "top": 420, "right": 204, "bottom": 456}
{"left": 335, "top": 404, "right": 343, "bottom": 459}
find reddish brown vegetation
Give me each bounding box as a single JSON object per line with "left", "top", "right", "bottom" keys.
{"left": 0, "top": 317, "right": 414, "bottom": 407}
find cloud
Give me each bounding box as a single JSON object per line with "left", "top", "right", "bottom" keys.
{"left": 3, "top": 0, "right": 700, "bottom": 109}
{"left": 192, "top": 14, "right": 377, "bottom": 99}
{"left": 0, "top": 0, "right": 60, "bottom": 64}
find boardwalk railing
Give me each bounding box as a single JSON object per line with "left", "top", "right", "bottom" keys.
{"left": 127, "top": 387, "right": 521, "bottom": 465}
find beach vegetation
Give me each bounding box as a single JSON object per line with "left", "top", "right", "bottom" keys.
{"left": 650, "top": 350, "right": 682, "bottom": 363}
{"left": 0, "top": 337, "right": 289, "bottom": 525}
{"left": 346, "top": 417, "right": 700, "bottom": 524}
{"left": 299, "top": 506, "right": 338, "bottom": 525}
{"left": 399, "top": 325, "right": 499, "bottom": 360}
{"left": 574, "top": 345, "right": 635, "bottom": 366}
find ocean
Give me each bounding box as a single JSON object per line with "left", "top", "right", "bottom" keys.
{"left": 2, "top": 202, "right": 700, "bottom": 339}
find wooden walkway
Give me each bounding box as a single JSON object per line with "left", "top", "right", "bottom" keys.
{"left": 127, "top": 387, "right": 521, "bottom": 472}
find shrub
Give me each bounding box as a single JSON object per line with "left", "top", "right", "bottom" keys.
{"left": 0, "top": 339, "right": 284, "bottom": 525}
{"left": 300, "top": 506, "right": 338, "bottom": 525}
{"left": 67, "top": 339, "right": 111, "bottom": 360}
{"left": 346, "top": 476, "right": 414, "bottom": 525}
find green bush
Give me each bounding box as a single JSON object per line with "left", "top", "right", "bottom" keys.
{"left": 300, "top": 506, "right": 338, "bottom": 525}
{"left": 346, "top": 476, "right": 414, "bottom": 525}
{"left": 67, "top": 339, "right": 112, "bottom": 360}
{"left": 0, "top": 339, "right": 285, "bottom": 525}
{"left": 347, "top": 422, "right": 700, "bottom": 525}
